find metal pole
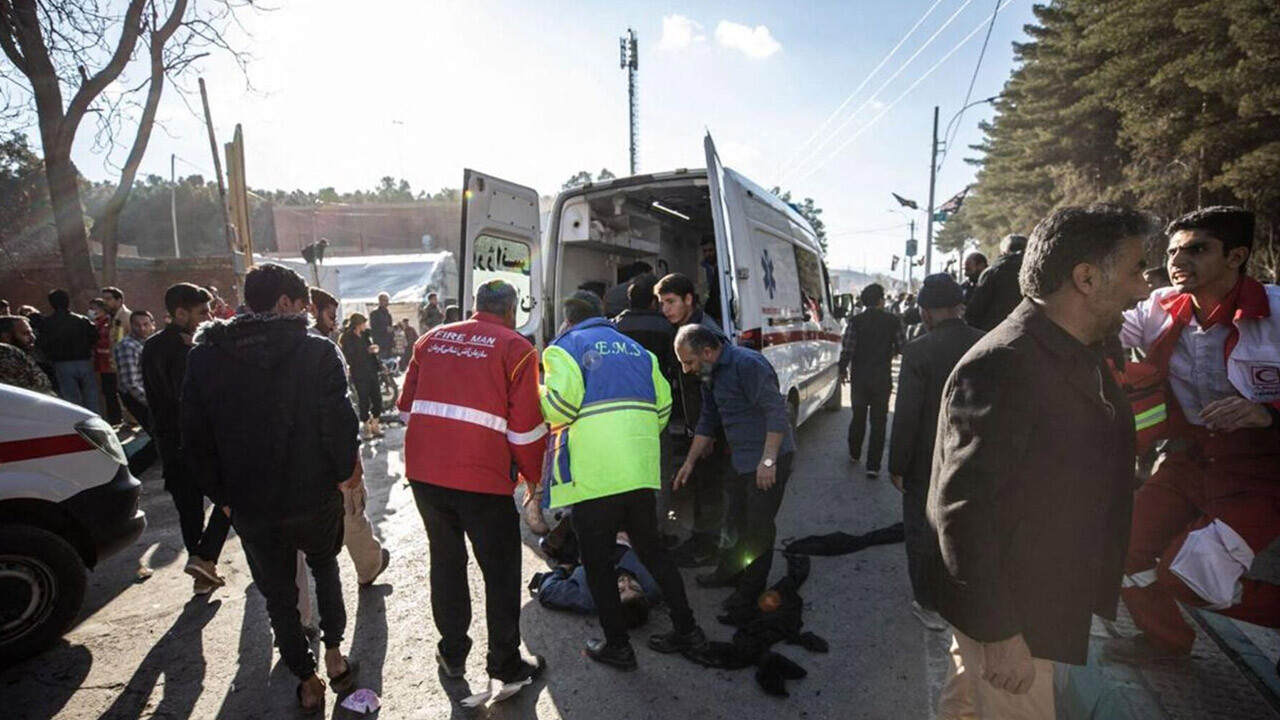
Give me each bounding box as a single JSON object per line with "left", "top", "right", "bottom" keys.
{"left": 199, "top": 78, "right": 236, "bottom": 260}
{"left": 925, "top": 105, "right": 939, "bottom": 275}
{"left": 171, "top": 154, "right": 180, "bottom": 258}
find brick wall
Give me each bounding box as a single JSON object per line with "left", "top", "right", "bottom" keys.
{"left": 0, "top": 254, "right": 238, "bottom": 320}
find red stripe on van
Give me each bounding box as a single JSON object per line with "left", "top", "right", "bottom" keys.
{"left": 0, "top": 433, "right": 94, "bottom": 464}
{"left": 736, "top": 329, "right": 842, "bottom": 348}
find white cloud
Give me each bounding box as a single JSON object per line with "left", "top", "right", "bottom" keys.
{"left": 869, "top": 99, "right": 887, "bottom": 112}
{"left": 659, "top": 14, "right": 705, "bottom": 51}
{"left": 714, "top": 20, "right": 781, "bottom": 59}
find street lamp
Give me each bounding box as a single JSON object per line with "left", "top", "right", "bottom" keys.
{"left": 925, "top": 94, "right": 1002, "bottom": 275}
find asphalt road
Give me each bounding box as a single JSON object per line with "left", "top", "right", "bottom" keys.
{"left": 3, "top": 385, "right": 952, "bottom": 719}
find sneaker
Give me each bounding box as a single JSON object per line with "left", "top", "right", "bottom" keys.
{"left": 359, "top": 548, "right": 391, "bottom": 587}
{"left": 1099, "top": 634, "right": 1190, "bottom": 665}
{"left": 436, "top": 651, "right": 466, "bottom": 679}
{"left": 866, "top": 470, "right": 880, "bottom": 479}
{"left": 192, "top": 576, "right": 217, "bottom": 596}
{"left": 584, "top": 639, "right": 637, "bottom": 671}
{"left": 647, "top": 626, "right": 708, "bottom": 654}
{"left": 910, "top": 601, "right": 948, "bottom": 632}
{"left": 849, "top": 454, "right": 861, "bottom": 464}
{"left": 184, "top": 556, "right": 225, "bottom": 586}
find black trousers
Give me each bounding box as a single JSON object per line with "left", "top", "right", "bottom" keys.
{"left": 168, "top": 475, "right": 231, "bottom": 562}
{"left": 119, "top": 393, "right": 150, "bottom": 430}
{"left": 236, "top": 498, "right": 346, "bottom": 679}
{"left": 410, "top": 481, "right": 523, "bottom": 679}
{"left": 849, "top": 375, "right": 891, "bottom": 470}
{"left": 99, "top": 372, "right": 122, "bottom": 424}
{"left": 353, "top": 376, "right": 382, "bottom": 422}
{"left": 902, "top": 476, "right": 938, "bottom": 610}
{"left": 690, "top": 452, "right": 727, "bottom": 550}
{"left": 571, "top": 489, "right": 696, "bottom": 647}
{"left": 722, "top": 453, "right": 792, "bottom": 599}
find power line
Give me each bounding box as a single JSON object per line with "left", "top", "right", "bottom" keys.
{"left": 788, "top": 0, "right": 1019, "bottom": 187}
{"left": 939, "top": 0, "right": 1002, "bottom": 171}
{"left": 778, "top": 0, "right": 948, "bottom": 180}
{"left": 779, "top": 0, "right": 976, "bottom": 186}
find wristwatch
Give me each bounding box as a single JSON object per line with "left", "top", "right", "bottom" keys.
{"left": 761, "top": 457, "right": 776, "bottom": 469}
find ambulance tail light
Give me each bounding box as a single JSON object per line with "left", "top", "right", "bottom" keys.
{"left": 738, "top": 328, "right": 762, "bottom": 350}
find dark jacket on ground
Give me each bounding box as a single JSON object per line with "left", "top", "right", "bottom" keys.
{"left": 615, "top": 308, "right": 676, "bottom": 378}
{"left": 839, "top": 307, "right": 902, "bottom": 383}
{"left": 889, "top": 318, "right": 985, "bottom": 485}
{"left": 141, "top": 325, "right": 193, "bottom": 481}
{"left": 180, "top": 313, "right": 360, "bottom": 521}
{"left": 964, "top": 251, "right": 1024, "bottom": 331}
{"left": 340, "top": 328, "right": 380, "bottom": 383}
{"left": 927, "top": 300, "right": 1134, "bottom": 665}
{"left": 36, "top": 309, "right": 97, "bottom": 363}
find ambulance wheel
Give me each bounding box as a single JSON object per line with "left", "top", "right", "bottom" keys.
{"left": 0, "top": 525, "right": 87, "bottom": 666}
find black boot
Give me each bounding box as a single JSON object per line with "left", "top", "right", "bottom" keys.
{"left": 648, "top": 626, "right": 708, "bottom": 654}
{"left": 585, "top": 639, "right": 638, "bottom": 671}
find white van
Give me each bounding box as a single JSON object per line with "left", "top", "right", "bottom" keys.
{"left": 458, "top": 134, "right": 844, "bottom": 427}
{"left": 0, "top": 384, "right": 146, "bottom": 664}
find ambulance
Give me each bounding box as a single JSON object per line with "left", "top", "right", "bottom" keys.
{"left": 0, "top": 384, "right": 146, "bottom": 663}
{"left": 458, "top": 134, "right": 846, "bottom": 427}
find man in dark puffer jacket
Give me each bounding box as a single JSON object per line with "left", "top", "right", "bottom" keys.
{"left": 181, "top": 262, "right": 361, "bottom": 712}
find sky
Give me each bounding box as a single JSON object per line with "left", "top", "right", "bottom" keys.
{"left": 52, "top": 0, "right": 1040, "bottom": 277}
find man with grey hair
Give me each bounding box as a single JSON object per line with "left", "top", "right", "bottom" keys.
{"left": 397, "top": 279, "right": 547, "bottom": 696}
{"left": 965, "top": 233, "right": 1029, "bottom": 331}
{"left": 929, "top": 206, "right": 1151, "bottom": 719}
{"left": 539, "top": 290, "right": 705, "bottom": 669}
{"left": 672, "top": 323, "right": 795, "bottom": 614}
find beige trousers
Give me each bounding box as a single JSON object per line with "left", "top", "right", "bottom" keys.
{"left": 936, "top": 629, "right": 1056, "bottom": 720}
{"left": 297, "top": 482, "right": 385, "bottom": 626}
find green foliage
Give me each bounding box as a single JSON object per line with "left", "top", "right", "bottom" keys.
{"left": 769, "top": 186, "right": 828, "bottom": 256}
{"left": 562, "top": 169, "right": 618, "bottom": 190}
{"left": 961, "top": 0, "right": 1280, "bottom": 279}
{"left": 0, "top": 133, "right": 48, "bottom": 243}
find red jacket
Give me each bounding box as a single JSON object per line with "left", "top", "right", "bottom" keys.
{"left": 397, "top": 312, "right": 546, "bottom": 495}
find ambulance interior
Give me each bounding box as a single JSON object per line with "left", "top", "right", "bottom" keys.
{"left": 554, "top": 177, "right": 724, "bottom": 326}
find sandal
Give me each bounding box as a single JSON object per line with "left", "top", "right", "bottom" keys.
{"left": 328, "top": 658, "right": 360, "bottom": 695}
{"left": 296, "top": 677, "right": 325, "bottom": 715}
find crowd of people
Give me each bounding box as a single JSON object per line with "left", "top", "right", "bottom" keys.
{"left": 1, "top": 202, "right": 1277, "bottom": 718}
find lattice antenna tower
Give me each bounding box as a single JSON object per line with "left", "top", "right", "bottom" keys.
{"left": 620, "top": 28, "right": 639, "bottom": 175}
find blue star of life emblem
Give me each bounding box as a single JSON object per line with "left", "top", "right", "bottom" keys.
{"left": 761, "top": 249, "right": 777, "bottom": 299}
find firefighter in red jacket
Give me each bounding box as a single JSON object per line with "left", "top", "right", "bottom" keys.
{"left": 1109, "top": 206, "right": 1280, "bottom": 663}
{"left": 397, "top": 279, "right": 548, "bottom": 696}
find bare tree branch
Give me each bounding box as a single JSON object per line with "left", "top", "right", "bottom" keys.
{"left": 60, "top": 0, "right": 146, "bottom": 146}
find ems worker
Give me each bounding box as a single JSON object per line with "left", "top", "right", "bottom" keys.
{"left": 1109, "top": 206, "right": 1280, "bottom": 663}
{"left": 540, "top": 290, "right": 707, "bottom": 671}
{"left": 397, "top": 279, "right": 547, "bottom": 695}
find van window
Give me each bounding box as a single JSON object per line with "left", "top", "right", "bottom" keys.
{"left": 794, "top": 246, "right": 825, "bottom": 322}
{"left": 473, "top": 234, "right": 533, "bottom": 327}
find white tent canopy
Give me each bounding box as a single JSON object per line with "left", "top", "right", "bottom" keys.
{"left": 261, "top": 252, "right": 458, "bottom": 308}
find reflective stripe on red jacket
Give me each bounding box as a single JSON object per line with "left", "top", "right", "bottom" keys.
{"left": 397, "top": 312, "right": 546, "bottom": 495}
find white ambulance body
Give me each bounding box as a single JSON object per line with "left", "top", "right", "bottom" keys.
{"left": 457, "top": 134, "right": 844, "bottom": 427}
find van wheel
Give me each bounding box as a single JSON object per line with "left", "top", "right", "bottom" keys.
{"left": 823, "top": 382, "right": 842, "bottom": 411}
{"left": 0, "top": 525, "right": 87, "bottom": 666}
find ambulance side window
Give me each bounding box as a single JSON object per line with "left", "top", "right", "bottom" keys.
{"left": 794, "top": 246, "right": 825, "bottom": 322}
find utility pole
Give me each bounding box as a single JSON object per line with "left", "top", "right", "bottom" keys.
{"left": 906, "top": 219, "right": 917, "bottom": 290}
{"left": 925, "top": 105, "right": 939, "bottom": 275}
{"left": 199, "top": 78, "right": 235, "bottom": 260}
{"left": 170, "top": 154, "right": 180, "bottom": 258}
{"left": 620, "top": 28, "right": 639, "bottom": 175}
